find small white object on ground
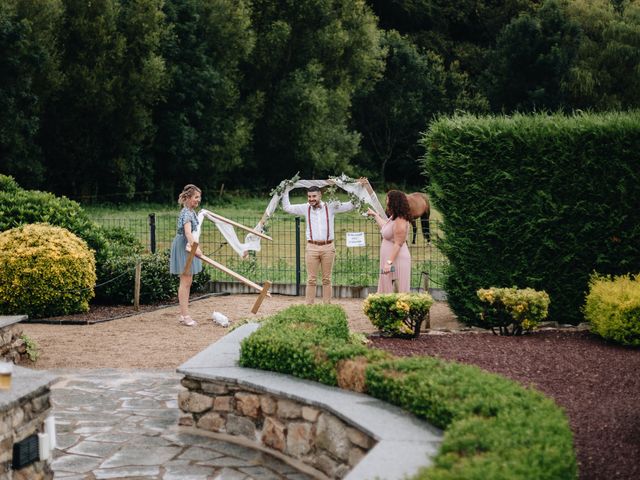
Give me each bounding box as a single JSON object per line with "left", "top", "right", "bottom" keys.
{"left": 212, "top": 311, "right": 230, "bottom": 327}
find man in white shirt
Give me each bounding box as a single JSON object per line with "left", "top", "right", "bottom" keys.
{"left": 282, "top": 186, "right": 355, "bottom": 304}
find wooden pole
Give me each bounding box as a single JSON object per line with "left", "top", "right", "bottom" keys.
{"left": 251, "top": 280, "right": 272, "bottom": 314}
{"left": 182, "top": 242, "right": 199, "bottom": 276}
{"left": 198, "top": 253, "right": 270, "bottom": 295}
{"left": 202, "top": 210, "right": 273, "bottom": 241}
{"left": 134, "top": 259, "right": 142, "bottom": 311}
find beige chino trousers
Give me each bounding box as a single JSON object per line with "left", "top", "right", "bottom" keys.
{"left": 305, "top": 242, "right": 336, "bottom": 304}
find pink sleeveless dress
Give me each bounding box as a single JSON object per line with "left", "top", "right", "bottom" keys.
{"left": 377, "top": 219, "right": 411, "bottom": 293}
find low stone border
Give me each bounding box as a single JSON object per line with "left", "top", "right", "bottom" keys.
{"left": 0, "top": 316, "right": 28, "bottom": 363}
{"left": 0, "top": 365, "right": 57, "bottom": 480}
{"left": 177, "top": 324, "right": 442, "bottom": 480}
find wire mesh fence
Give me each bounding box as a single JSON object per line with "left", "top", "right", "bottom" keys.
{"left": 96, "top": 213, "right": 448, "bottom": 292}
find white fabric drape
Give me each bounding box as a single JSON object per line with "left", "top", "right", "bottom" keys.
{"left": 194, "top": 178, "right": 386, "bottom": 257}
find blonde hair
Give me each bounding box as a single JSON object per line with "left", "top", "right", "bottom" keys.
{"left": 178, "top": 184, "right": 201, "bottom": 206}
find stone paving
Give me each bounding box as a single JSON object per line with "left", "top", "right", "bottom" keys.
{"left": 50, "top": 369, "right": 314, "bottom": 480}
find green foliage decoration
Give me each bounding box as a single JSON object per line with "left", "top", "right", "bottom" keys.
{"left": 0, "top": 223, "right": 96, "bottom": 318}
{"left": 363, "top": 292, "right": 433, "bottom": 337}
{"left": 422, "top": 111, "right": 640, "bottom": 325}
{"left": 584, "top": 274, "right": 640, "bottom": 346}
{"left": 95, "top": 250, "right": 209, "bottom": 305}
{"left": 477, "top": 287, "right": 550, "bottom": 335}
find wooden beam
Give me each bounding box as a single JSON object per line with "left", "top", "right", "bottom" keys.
{"left": 182, "top": 242, "right": 199, "bottom": 275}
{"left": 202, "top": 210, "right": 273, "bottom": 241}
{"left": 199, "top": 253, "right": 271, "bottom": 296}
{"left": 251, "top": 281, "right": 272, "bottom": 314}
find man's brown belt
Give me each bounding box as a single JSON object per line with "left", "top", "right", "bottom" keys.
{"left": 307, "top": 240, "right": 333, "bottom": 245}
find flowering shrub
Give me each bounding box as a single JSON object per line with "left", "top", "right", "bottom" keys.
{"left": 477, "top": 287, "right": 550, "bottom": 335}
{"left": 0, "top": 223, "right": 96, "bottom": 318}
{"left": 584, "top": 274, "right": 640, "bottom": 346}
{"left": 363, "top": 292, "right": 433, "bottom": 337}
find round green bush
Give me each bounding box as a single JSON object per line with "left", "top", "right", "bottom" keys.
{"left": 0, "top": 223, "right": 96, "bottom": 318}
{"left": 0, "top": 175, "right": 109, "bottom": 263}
{"left": 95, "top": 250, "right": 210, "bottom": 305}
{"left": 585, "top": 274, "right": 640, "bottom": 346}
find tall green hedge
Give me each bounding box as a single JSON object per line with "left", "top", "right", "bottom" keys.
{"left": 422, "top": 111, "right": 640, "bottom": 324}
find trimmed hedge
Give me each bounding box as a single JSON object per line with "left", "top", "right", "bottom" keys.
{"left": 239, "top": 305, "right": 385, "bottom": 385}
{"left": 421, "top": 111, "right": 640, "bottom": 325}
{"left": 239, "top": 305, "right": 577, "bottom": 479}
{"left": 584, "top": 274, "right": 640, "bottom": 346}
{"left": 0, "top": 223, "right": 96, "bottom": 317}
{"left": 367, "top": 357, "right": 576, "bottom": 480}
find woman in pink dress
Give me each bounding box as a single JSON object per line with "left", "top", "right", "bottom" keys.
{"left": 367, "top": 190, "right": 412, "bottom": 293}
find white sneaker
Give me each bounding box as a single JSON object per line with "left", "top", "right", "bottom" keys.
{"left": 212, "top": 311, "right": 230, "bottom": 327}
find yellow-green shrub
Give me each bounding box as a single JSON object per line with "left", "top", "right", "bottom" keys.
{"left": 584, "top": 274, "right": 640, "bottom": 346}
{"left": 363, "top": 292, "right": 433, "bottom": 337}
{"left": 0, "top": 223, "right": 96, "bottom": 318}
{"left": 477, "top": 287, "right": 550, "bottom": 335}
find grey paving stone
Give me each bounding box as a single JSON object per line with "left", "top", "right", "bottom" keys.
{"left": 212, "top": 467, "right": 249, "bottom": 480}
{"left": 99, "top": 445, "right": 181, "bottom": 468}
{"left": 239, "top": 466, "right": 284, "bottom": 479}
{"left": 51, "top": 453, "right": 102, "bottom": 473}
{"left": 92, "top": 466, "right": 160, "bottom": 479}
{"left": 164, "top": 463, "right": 219, "bottom": 479}
{"left": 56, "top": 433, "right": 82, "bottom": 450}
{"left": 85, "top": 431, "right": 139, "bottom": 443}
{"left": 178, "top": 446, "right": 225, "bottom": 461}
{"left": 67, "top": 440, "right": 120, "bottom": 458}
{"left": 200, "top": 456, "right": 257, "bottom": 468}
{"left": 74, "top": 425, "right": 113, "bottom": 434}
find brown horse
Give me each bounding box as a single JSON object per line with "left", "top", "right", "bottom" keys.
{"left": 406, "top": 192, "right": 430, "bottom": 244}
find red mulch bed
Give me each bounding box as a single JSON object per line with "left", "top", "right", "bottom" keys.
{"left": 371, "top": 330, "right": 640, "bottom": 480}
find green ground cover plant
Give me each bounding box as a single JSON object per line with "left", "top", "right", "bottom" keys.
{"left": 239, "top": 304, "right": 577, "bottom": 479}
{"left": 584, "top": 274, "right": 640, "bottom": 346}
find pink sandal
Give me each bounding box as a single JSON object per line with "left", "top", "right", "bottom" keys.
{"left": 179, "top": 315, "right": 197, "bottom": 327}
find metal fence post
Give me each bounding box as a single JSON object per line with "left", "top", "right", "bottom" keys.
{"left": 148, "top": 213, "right": 156, "bottom": 254}
{"left": 295, "top": 217, "right": 301, "bottom": 296}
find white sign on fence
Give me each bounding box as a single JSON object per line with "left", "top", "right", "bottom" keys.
{"left": 346, "top": 232, "right": 366, "bottom": 247}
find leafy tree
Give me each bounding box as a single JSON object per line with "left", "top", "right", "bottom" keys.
{"left": 367, "top": 1, "right": 536, "bottom": 76}
{"left": 153, "top": 0, "right": 255, "bottom": 199}
{"left": 564, "top": 0, "right": 640, "bottom": 110}
{"left": 0, "top": 0, "right": 63, "bottom": 188}
{"left": 483, "top": 0, "right": 581, "bottom": 112}
{"left": 240, "top": 0, "right": 385, "bottom": 187}
{"left": 40, "top": 0, "right": 168, "bottom": 201}
{"left": 352, "top": 31, "right": 448, "bottom": 184}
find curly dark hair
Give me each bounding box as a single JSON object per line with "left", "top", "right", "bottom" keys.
{"left": 385, "top": 190, "right": 412, "bottom": 220}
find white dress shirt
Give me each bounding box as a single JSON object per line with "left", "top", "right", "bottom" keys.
{"left": 282, "top": 191, "right": 354, "bottom": 241}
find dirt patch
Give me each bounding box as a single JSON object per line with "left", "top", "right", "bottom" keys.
{"left": 20, "top": 294, "right": 458, "bottom": 369}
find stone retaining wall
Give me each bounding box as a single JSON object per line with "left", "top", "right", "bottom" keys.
{"left": 0, "top": 367, "right": 56, "bottom": 480}
{"left": 178, "top": 377, "right": 374, "bottom": 479}
{"left": 0, "top": 317, "right": 28, "bottom": 364}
